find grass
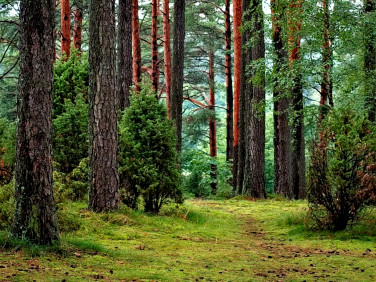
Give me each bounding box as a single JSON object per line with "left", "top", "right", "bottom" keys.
{"left": 0, "top": 199, "right": 375, "bottom": 281}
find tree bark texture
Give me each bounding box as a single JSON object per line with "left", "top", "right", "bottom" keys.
{"left": 364, "top": 0, "right": 376, "bottom": 122}
{"left": 208, "top": 50, "right": 218, "bottom": 194}
{"left": 288, "top": 0, "right": 305, "bottom": 199}
{"left": 318, "top": 0, "right": 333, "bottom": 124}
{"left": 151, "top": 0, "right": 160, "bottom": 93}
{"left": 241, "top": 0, "right": 266, "bottom": 198}
{"left": 232, "top": 0, "right": 242, "bottom": 191}
{"left": 271, "top": 0, "right": 291, "bottom": 197}
{"left": 117, "top": 0, "right": 133, "bottom": 109}
{"left": 170, "top": 0, "right": 185, "bottom": 153}
{"left": 73, "top": 0, "right": 83, "bottom": 52}
{"left": 163, "top": 0, "right": 172, "bottom": 115}
{"left": 12, "top": 0, "right": 59, "bottom": 245}
{"left": 88, "top": 0, "right": 119, "bottom": 211}
{"left": 61, "top": 0, "right": 71, "bottom": 58}
{"left": 132, "top": 0, "right": 142, "bottom": 92}
{"left": 225, "top": 0, "right": 234, "bottom": 164}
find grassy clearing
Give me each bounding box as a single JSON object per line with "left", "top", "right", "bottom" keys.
{"left": 0, "top": 199, "right": 375, "bottom": 281}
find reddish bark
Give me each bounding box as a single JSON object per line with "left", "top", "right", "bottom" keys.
{"left": 132, "top": 0, "right": 142, "bottom": 92}
{"left": 73, "top": 0, "right": 83, "bottom": 52}
{"left": 209, "top": 50, "right": 217, "bottom": 193}
{"left": 61, "top": 0, "right": 71, "bottom": 59}
{"left": 151, "top": 0, "right": 159, "bottom": 93}
{"left": 225, "top": 0, "right": 234, "bottom": 163}
{"left": 163, "top": 0, "right": 172, "bottom": 115}
{"left": 232, "top": 0, "right": 242, "bottom": 191}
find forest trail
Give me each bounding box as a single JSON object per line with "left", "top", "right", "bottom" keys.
{"left": 0, "top": 199, "right": 375, "bottom": 281}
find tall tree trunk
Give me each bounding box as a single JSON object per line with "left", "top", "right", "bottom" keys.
{"left": 61, "top": 0, "right": 71, "bottom": 58}
{"left": 132, "top": 0, "right": 142, "bottom": 92}
{"left": 364, "top": 0, "right": 376, "bottom": 122}
{"left": 88, "top": 0, "right": 119, "bottom": 211}
{"left": 163, "top": 0, "right": 172, "bottom": 115}
{"left": 208, "top": 50, "right": 218, "bottom": 194}
{"left": 318, "top": 0, "right": 333, "bottom": 123}
{"left": 170, "top": 0, "right": 185, "bottom": 153}
{"left": 225, "top": 0, "right": 234, "bottom": 164}
{"left": 117, "top": 0, "right": 133, "bottom": 109}
{"left": 241, "top": 0, "right": 266, "bottom": 198}
{"left": 12, "top": 0, "right": 59, "bottom": 245}
{"left": 151, "top": 0, "right": 159, "bottom": 93}
{"left": 271, "top": 0, "right": 291, "bottom": 197}
{"left": 289, "top": 0, "right": 305, "bottom": 199}
{"left": 73, "top": 0, "right": 83, "bottom": 52}
{"left": 233, "top": 0, "right": 242, "bottom": 192}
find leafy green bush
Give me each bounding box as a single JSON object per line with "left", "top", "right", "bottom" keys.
{"left": 182, "top": 147, "right": 232, "bottom": 198}
{"left": 118, "top": 80, "right": 182, "bottom": 213}
{"left": 53, "top": 158, "right": 88, "bottom": 203}
{"left": 53, "top": 94, "right": 88, "bottom": 173}
{"left": 0, "top": 179, "right": 14, "bottom": 229}
{"left": 307, "top": 109, "right": 376, "bottom": 230}
{"left": 53, "top": 49, "right": 89, "bottom": 118}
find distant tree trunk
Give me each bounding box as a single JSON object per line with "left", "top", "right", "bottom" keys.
{"left": 132, "top": 0, "right": 142, "bottom": 92}
{"left": 240, "top": 0, "right": 266, "bottom": 198}
{"left": 170, "top": 0, "right": 185, "bottom": 153}
{"left": 318, "top": 0, "right": 333, "bottom": 124}
{"left": 271, "top": 0, "right": 291, "bottom": 197}
{"left": 208, "top": 50, "right": 218, "bottom": 194}
{"left": 233, "top": 0, "right": 242, "bottom": 192}
{"left": 61, "top": 0, "right": 71, "bottom": 58}
{"left": 73, "top": 0, "right": 83, "bottom": 52}
{"left": 225, "top": 0, "right": 234, "bottom": 164}
{"left": 163, "top": 0, "right": 172, "bottom": 115}
{"left": 117, "top": 0, "right": 133, "bottom": 109}
{"left": 151, "top": 0, "right": 159, "bottom": 93}
{"left": 12, "top": 0, "right": 59, "bottom": 245}
{"left": 88, "top": 0, "right": 119, "bottom": 211}
{"left": 289, "top": 0, "right": 305, "bottom": 199}
{"left": 364, "top": 0, "right": 376, "bottom": 122}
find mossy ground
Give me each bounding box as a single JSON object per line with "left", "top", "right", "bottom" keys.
{"left": 0, "top": 198, "right": 375, "bottom": 281}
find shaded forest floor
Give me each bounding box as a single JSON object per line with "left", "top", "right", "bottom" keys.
{"left": 0, "top": 198, "right": 376, "bottom": 281}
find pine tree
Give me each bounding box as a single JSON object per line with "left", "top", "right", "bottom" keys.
{"left": 12, "top": 0, "right": 59, "bottom": 244}
{"left": 170, "top": 0, "right": 186, "bottom": 153}
{"left": 117, "top": 0, "right": 133, "bottom": 109}
{"left": 132, "top": 0, "right": 142, "bottom": 92}
{"left": 233, "top": 0, "right": 242, "bottom": 191}
{"left": 88, "top": 0, "right": 119, "bottom": 211}
{"left": 289, "top": 0, "right": 305, "bottom": 199}
{"left": 364, "top": 0, "right": 375, "bottom": 122}
{"left": 61, "top": 0, "right": 71, "bottom": 58}
{"left": 224, "top": 0, "right": 234, "bottom": 164}
{"left": 271, "top": 0, "right": 291, "bottom": 197}
{"left": 73, "top": 0, "right": 83, "bottom": 52}
{"left": 163, "top": 0, "right": 172, "bottom": 114}
{"left": 241, "top": 0, "right": 266, "bottom": 198}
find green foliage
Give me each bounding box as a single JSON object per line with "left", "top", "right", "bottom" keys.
{"left": 53, "top": 49, "right": 89, "bottom": 118}
{"left": 119, "top": 80, "right": 182, "bottom": 213}
{"left": 53, "top": 158, "right": 89, "bottom": 203}
{"left": 0, "top": 179, "right": 14, "bottom": 229}
{"left": 53, "top": 93, "right": 88, "bottom": 173}
{"left": 307, "top": 109, "right": 376, "bottom": 230}
{"left": 182, "top": 146, "right": 232, "bottom": 199}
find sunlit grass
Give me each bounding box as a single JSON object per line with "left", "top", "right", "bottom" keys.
{"left": 0, "top": 198, "right": 375, "bottom": 280}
